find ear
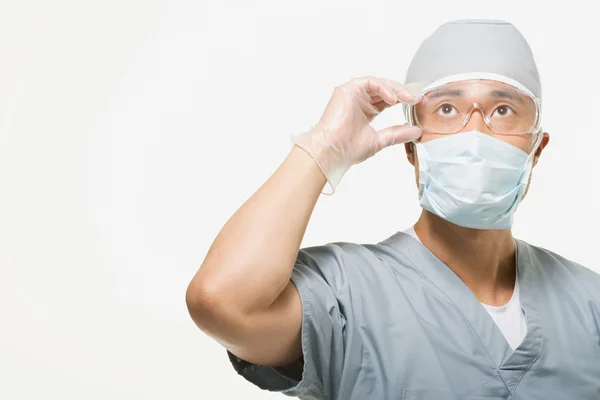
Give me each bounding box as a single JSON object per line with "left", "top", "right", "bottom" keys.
{"left": 533, "top": 132, "right": 550, "bottom": 167}
{"left": 405, "top": 142, "right": 416, "bottom": 166}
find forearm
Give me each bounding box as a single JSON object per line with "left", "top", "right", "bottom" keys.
{"left": 188, "top": 145, "right": 327, "bottom": 314}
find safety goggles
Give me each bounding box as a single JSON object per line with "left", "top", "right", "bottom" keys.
{"left": 406, "top": 79, "right": 542, "bottom": 136}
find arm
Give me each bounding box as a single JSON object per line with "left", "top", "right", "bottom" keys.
{"left": 185, "top": 76, "right": 422, "bottom": 370}
{"left": 186, "top": 145, "right": 326, "bottom": 366}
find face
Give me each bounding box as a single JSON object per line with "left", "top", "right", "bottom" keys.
{"left": 404, "top": 79, "right": 551, "bottom": 197}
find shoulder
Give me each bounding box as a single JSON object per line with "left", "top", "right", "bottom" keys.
{"left": 292, "top": 240, "right": 389, "bottom": 294}
{"left": 519, "top": 240, "right": 600, "bottom": 297}
{"left": 297, "top": 241, "right": 380, "bottom": 263}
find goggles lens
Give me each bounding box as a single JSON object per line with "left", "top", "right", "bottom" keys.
{"left": 413, "top": 80, "right": 539, "bottom": 135}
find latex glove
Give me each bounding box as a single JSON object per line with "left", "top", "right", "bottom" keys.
{"left": 291, "top": 76, "right": 423, "bottom": 195}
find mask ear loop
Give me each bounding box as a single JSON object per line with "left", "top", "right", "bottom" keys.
{"left": 518, "top": 130, "right": 544, "bottom": 198}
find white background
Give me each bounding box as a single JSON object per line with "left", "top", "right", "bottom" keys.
{"left": 1, "top": 0, "right": 598, "bottom": 399}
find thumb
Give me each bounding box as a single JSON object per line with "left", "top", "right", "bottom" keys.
{"left": 377, "top": 124, "right": 422, "bottom": 148}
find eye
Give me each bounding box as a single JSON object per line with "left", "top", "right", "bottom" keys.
{"left": 492, "top": 105, "right": 515, "bottom": 117}
{"left": 434, "top": 103, "right": 457, "bottom": 117}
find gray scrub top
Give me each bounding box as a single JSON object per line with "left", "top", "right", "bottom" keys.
{"left": 227, "top": 232, "right": 600, "bottom": 399}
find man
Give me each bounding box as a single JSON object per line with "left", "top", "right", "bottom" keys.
{"left": 186, "top": 19, "right": 600, "bottom": 399}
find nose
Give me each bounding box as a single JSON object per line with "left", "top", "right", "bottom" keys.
{"left": 462, "top": 106, "right": 494, "bottom": 136}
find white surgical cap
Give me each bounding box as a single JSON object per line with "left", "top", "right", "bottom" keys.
{"left": 404, "top": 19, "right": 542, "bottom": 99}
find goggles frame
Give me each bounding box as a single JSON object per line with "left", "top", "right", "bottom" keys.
{"left": 405, "top": 81, "right": 543, "bottom": 136}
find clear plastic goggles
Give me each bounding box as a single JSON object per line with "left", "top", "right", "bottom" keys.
{"left": 407, "top": 80, "right": 541, "bottom": 135}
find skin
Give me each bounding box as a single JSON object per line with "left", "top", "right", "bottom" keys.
{"left": 404, "top": 93, "right": 550, "bottom": 306}
{"left": 186, "top": 78, "right": 549, "bottom": 384}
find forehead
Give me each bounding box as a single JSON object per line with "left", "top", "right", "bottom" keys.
{"left": 423, "top": 79, "right": 530, "bottom": 100}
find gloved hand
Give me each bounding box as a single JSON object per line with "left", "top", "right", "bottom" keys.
{"left": 291, "top": 76, "right": 423, "bottom": 195}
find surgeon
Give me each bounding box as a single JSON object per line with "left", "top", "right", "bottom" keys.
{"left": 186, "top": 19, "right": 600, "bottom": 399}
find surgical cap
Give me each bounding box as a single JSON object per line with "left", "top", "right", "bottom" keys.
{"left": 404, "top": 19, "right": 542, "bottom": 99}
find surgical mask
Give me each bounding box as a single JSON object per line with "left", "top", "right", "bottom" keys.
{"left": 414, "top": 130, "right": 543, "bottom": 230}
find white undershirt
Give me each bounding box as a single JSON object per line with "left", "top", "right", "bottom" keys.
{"left": 403, "top": 227, "right": 527, "bottom": 350}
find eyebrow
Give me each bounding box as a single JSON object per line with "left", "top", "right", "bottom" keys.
{"left": 427, "top": 88, "right": 526, "bottom": 104}
{"left": 490, "top": 90, "right": 525, "bottom": 104}
{"left": 427, "top": 89, "right": 463, "bottom": 99}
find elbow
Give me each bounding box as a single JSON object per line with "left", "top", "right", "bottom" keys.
{"left": 186, "top": 260, "right": 225, "bottom": 310}
{"left": 185, "top": 277, "right": 223, "bottom": 325}
{"left": 185, "top": 277, "right": 251, "bottom": 347}
{"left": 186, "top": 272, "right": 241, "bottom": 325}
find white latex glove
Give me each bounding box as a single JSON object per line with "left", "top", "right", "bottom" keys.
{"left": 291, "top": 76, "right": 423, "bottom": 195}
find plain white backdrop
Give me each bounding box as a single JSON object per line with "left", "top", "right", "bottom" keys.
{"left": 1, "top": 0, "right": 599, "bottom": 399}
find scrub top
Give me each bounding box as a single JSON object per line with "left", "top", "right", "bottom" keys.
{"left": 227, "top": 231, "right": 600, "bottom": 399}
{"left": 406, "top": 226, "right": 529, "bottom": 351}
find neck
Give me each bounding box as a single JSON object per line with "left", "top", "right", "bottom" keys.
{"left": 414, "top": 210, "right": 517, "bottom": 306}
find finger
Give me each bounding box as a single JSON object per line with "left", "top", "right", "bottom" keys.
{"left": 377, "top": 124, "right": 423, "bottom": 148}
{"left": 372, "top": 82, "right": 397, "bottom": 106}
{"left": 370, "top": 95, "right": 383, "bottom": 104}
{"left": 383, "top": 79, "right": 424, "bottom": 105}
{"left": 353, "top": 76, "right": 398, "bottom": 105}
{"left": 402, "top": 82, "right": 425, "bottom": 104}
{"left": 371, "top": 96, "right": 405, "bottom": 113}
{"left": 360, "top": 96, "right": 384, "bottom": 117}
{"left": 371, "top": 99, "right": 390, "bottom": 114}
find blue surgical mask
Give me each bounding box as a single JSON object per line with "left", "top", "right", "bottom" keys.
{"left": 414, "top": 130, "right": 542, "bottom": 230}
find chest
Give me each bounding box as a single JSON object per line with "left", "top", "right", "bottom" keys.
{"left": 337, "top": 273, "right": 600, "bottom": 400}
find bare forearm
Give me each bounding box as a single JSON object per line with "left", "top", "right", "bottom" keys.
{"left": 189, "top": 145, "right": 326, "bottom": 313}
